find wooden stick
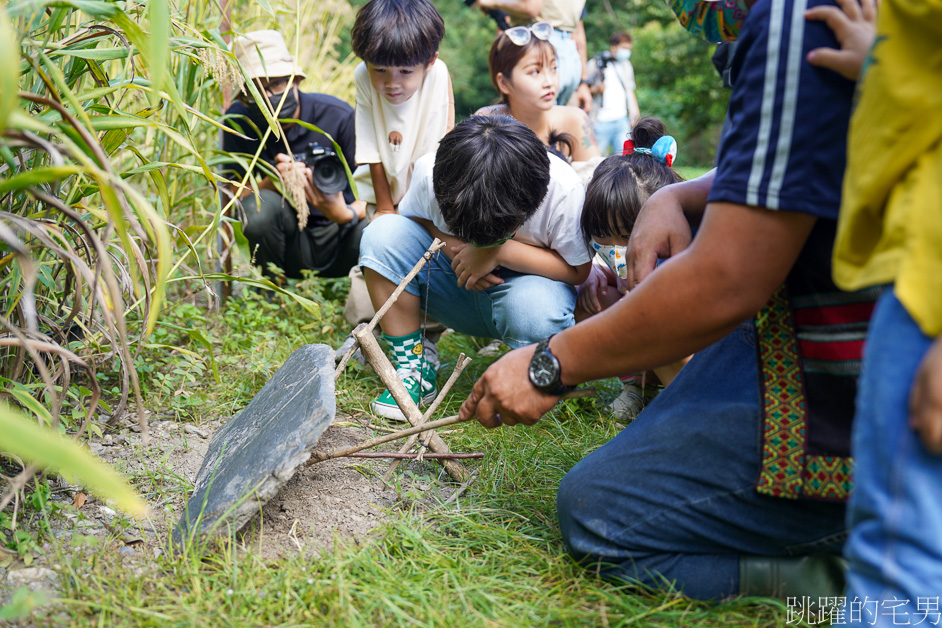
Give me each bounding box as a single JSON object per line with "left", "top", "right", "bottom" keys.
{"left": 347, "top": 452, "right": 483, "bottom": 460}
{"left": 334, "top": 239, "right": 446, "bottom": 379}
{"left": 383, "top": 353, "right": 472, "bottom": 481}
{"left": 308, "top": 388, "right": 596, "bottom": 465}
{"left": 309, "top": 414, "right": 468, "bottom": 463}
{"left": 353, "top": 326, "right": 469, "bottom": 482}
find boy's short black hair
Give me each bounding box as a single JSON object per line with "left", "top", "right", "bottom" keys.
{"left": 433, "top": 116, "right": 551, "bottom": 247}
{"left": 351, "top": 0, "right": 444, "bottom": 67}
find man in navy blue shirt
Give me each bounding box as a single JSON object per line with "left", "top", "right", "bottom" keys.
{"left": 222, "top": 30, "right": 366, "bottom": 280}
{"left": 459, "top": 0, "right": 878, "bottom": 601}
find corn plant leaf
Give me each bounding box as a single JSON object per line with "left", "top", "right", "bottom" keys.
{"left": 0, "top": 166, "right": 85, "bottom": 194}
{"left": 147, "top": 0, "right": 170, "bottom": 103}
{"left": 0, "top": 404, "right": 148, "bottom": 518}
{"left": 49, "top": 47, "right": 130, "bottom": 61}
{"left": 6, "top": 384, "right": 55, "bottom": 427}
{"left": 0, "top": 7, "right": 18, "bottom": 132}
{"left": 6, "top": 0, "right": 118, "bottom": 19}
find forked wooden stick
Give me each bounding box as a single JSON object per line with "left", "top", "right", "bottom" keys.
{"left": 383, "top": 354, "right": 472, "bottom": 481}
{"left": 354, "top": 326, "right": 470, "bottom": 482}
{"left": 334, "top": 239, "right": 446, "bottom": 379}
{"left": 309, "top": 388, "right": 596, "bottom": 464}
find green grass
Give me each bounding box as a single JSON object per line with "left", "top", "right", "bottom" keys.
{"left": 38, "top": 280, "right": 798, "bottom": 626}
{"left": 676, "top": 165, "right": 713, "bottom": 181}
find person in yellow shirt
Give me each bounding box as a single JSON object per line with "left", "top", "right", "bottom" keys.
{"left": 823, "top": 0, "right": 942, "bottom": 620}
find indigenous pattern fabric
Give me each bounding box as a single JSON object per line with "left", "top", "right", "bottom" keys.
{"left": 755, "top": 282, "right": 879, "bottom": 501}
{"left": 665, "top": 0, "right": 749, "bottom": 43}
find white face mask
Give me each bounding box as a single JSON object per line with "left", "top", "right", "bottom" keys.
{"left": 615, "top": 48, "right": 632, "bottom": 62}
{"left": 591, "top": 240, "right": 628, "bottom": 279}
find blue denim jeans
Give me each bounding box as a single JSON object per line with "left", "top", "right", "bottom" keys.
{"left": 557, "top": 320, "right": 848, "bottom": 599}
{"left": 594, "top": 116, "right": 630, "bottom": 156}
{"left": 359, "top": 214, "right": 577, "bottom": 348}
{"left": 843, "top": 289, "right": 941, "bottom": 627}
{"left": 550, "top": 29, "right": 581, "bottom": 106}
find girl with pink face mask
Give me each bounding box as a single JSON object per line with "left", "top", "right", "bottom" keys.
{"left": 575, "top": 117, "right": 689, "bottom": 419}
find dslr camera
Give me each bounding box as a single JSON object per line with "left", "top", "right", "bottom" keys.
{"left": 293, "top": 142, "right": 347, "bottom": 194}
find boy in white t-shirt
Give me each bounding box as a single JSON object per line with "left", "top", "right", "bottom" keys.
{"left": 350, "top": 0, "right": 455, "bottom": 216}
{"left": 359, "top": 116, "right": 592, "bottom": 420}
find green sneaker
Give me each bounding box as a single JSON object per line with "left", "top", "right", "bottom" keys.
{"left": 371, "top": 366, "right": 438, "bottom": 422}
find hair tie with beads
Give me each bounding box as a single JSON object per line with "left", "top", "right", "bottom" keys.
{"left": 622, "top": 135, "right": 678, "bottom": 167}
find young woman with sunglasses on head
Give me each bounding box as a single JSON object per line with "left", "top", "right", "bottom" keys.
{"left": 476, "top": 22, "right": 600, "bottom": 163}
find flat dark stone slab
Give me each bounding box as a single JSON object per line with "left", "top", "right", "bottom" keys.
{"left": 173, "top": 344, "right": 335, "bottom": 544}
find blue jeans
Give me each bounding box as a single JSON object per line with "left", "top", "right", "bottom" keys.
{"left": 594, "top": 117, "right": 630, "bottom": 156}
{"left": 359, "top": 214, "right": 577, "bottom": 348}
{"left": 557, "top": 320, "right": 848, "bottom": 599}
{"left": 550, "top": 29, "right": 581, "bottom": 106}
{"left": 843, "top": 290, "right": 941, "bottom": 627}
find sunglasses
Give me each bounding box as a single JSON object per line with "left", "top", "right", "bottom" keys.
{"left": 502, "top": 21, "right": 553, "bottom": 47}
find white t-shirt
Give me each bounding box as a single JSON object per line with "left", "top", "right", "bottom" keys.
{"left": 352, "top": 60, "right": 451, "bottom": 205}
{"left": 596, "top": 60, "right": 636, "bottom": 123}
{"left": 400, "top": 152, "right": 592, "bottom": 268}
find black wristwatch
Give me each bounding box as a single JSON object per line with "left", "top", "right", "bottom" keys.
{"left": 528, "top": 335, "right": 574, "bottom": 396}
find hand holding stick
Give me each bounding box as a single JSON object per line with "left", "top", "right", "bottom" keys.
{"left": 309, "top": 388, "right": 596, "bottom": 464}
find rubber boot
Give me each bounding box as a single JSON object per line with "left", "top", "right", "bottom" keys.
{"left": 738, "top": 554, "right": 847, "bottom": 598}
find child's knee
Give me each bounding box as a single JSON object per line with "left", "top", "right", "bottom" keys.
{"left": 495, "top": 278, "right": 576, "bottom": 347}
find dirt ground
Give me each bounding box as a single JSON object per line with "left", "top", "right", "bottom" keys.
{"left": 88, "top": 411, "right": 453, "bottom": 558}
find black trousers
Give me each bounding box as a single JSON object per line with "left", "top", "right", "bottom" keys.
{"left": 241, "top": 189, "right": 367, "bottom": 279}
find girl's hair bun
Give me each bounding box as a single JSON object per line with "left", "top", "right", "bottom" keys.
{"left": 630, "top": 117, "right": 667, "bottom": 149}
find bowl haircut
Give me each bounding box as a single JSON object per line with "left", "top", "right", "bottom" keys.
{"left": 351, "top": 0, "right": 445, "bottom": 67}
{"left": 433, "top": 115, "right": 551, "bottom": 247}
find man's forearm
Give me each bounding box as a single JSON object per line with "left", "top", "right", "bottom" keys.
{"left": 477, "top": 0, "right": 541, "bottom": 20}
{"left": 552, "top": 201, "right": 816, "bottom": 385}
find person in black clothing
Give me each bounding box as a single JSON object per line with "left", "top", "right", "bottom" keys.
{"left": 222, "top": 30, "right": 367, "bottom": 279}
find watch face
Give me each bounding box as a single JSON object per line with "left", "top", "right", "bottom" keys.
{"left": 529, "top": 352, "right": 558, "bottom": 388}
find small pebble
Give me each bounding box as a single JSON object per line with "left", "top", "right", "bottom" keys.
{"left": 183, "top": 424, "right": 209, "bottom": 439}
{"left": 102, "top": 435, "right": 113, "bottom": 446}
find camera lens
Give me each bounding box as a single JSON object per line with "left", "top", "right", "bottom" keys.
{"left": 311, "top": 154, "right": 346, "bottom": 194}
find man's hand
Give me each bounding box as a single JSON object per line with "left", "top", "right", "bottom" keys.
{"left": 626, "top": 185, "right": 694, "bottom": 289}
{"left": 575, "top": 82, "right": 592, "bottom": 113}
{"left": 451, "top": 243, "right": 503, "bottom": 290}
{"left": 274, "top": 153, "right": 352, "bottom": 223}
{"left": 910, "top": 336, "right": 942, "bottom": 455}
{"left": 459, "top": 345, "right": 560, "bottom": 428}
{"left": 805, "top": 0, "right": 878, "bottom": 81}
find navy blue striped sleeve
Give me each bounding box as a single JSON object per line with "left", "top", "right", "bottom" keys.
{"left": 708, "top": 0, "right": 856, "bottom": 220}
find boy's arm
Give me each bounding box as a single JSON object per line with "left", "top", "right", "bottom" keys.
{"left": 370, "top": 163, "right": 397, "bottom": 216}
{"left": 412, "top": 218, "right": 505, "bottom": 289}
{"left": 498, "top": 240, "right": 591, "bottom": 284}
{"left": 451, "top": 239, "right": 590, "bottom": 288}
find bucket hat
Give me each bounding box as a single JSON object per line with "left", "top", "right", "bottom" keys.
{"left": 232, "top": 30, "right": 307, "bottom": 81}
